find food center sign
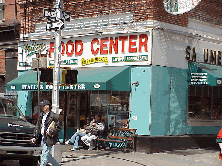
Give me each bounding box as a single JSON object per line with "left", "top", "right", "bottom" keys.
{"left": 18, "top": 32, "right": 151, "bottom": 70}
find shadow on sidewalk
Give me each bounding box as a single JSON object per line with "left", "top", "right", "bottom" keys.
{"left": 164, "top": 148, "right": 220, "bottom": 156}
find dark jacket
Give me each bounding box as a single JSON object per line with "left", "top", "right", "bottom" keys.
{"left": 33, "top": 111, "right": 62, "bottom": 147}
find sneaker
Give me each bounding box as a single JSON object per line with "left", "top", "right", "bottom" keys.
{"left": 88, "top": 146, "right": 95, "bottom": 151}
{"left": 71, "top": 148, "right": 79, "bottom": 151}
{"left": 65, "top": 141, "right": 70, "bottom": 145}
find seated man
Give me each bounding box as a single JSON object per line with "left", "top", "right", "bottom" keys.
{"left": 65, "top": 117, "right": 91, "bottom": 151}
{"left": 82, "top": 113, "right": 105, "bottom": 150}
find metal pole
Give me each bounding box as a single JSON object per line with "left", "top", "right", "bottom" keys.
{"left": 51, "top": 0, "right": 62, "bottom": 163}
{"left": 52, "top": 0, "right": 62, "bottom": 114}
{"left": 37, "top": 52, "right": 40, "bottom": 115}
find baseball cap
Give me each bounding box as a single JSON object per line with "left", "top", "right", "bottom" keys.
{"left": 39, "top": 100, "right": 50, "bottom": 106}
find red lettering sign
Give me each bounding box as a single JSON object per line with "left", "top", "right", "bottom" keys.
{"left": 139, "top": 34, "right": 148, "bottom": 52}
{"left": 61, "top": 41, "right": 65, "bottom": 55}
{"left": 91, "top": 38, "right": 99, "bottom": 55}
{"left": 119, "top": 36, "right": 128, "bottom": 53}
{"left": 100, "top": 37, "right": 109, "bottom": 55}
{"left": 109, "top": 37, "right": 118, "bottom": 54}
{"left": 129, "top": 35, "right": 137, "bottom": 53}
{"left": 49, "top": 42, "right": 54, "bottom": 58}
{"left": 66, "top": 40, "right": 74, "bottom": 57}
{"left": 75, "top": 40, "right": 83, "bottom": 56}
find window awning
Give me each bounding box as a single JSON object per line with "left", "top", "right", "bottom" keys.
{"left": 188, "top": 61, "right": 222, "bottom": 86}
{"left": 7, "top": 66, "right": 131, "bottom": 91}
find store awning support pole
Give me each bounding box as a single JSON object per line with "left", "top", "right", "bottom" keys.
{"left": 52, "top": 0, "right": 62, "bottom": 115}
{"left": 37, "top": 51, "right": 40, "bottom": 115}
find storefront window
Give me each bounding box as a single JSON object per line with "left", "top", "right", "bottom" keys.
{"left": 31, "top": 91, "right": 66, "bottom": 125}
{"left": 187, "top": 85, "right": 222, "bottom": 126}
{"left": 90, "top": 91, "right": 129, "bottom": 129}
{"left": 31, "top": 90, "right": 130, "bottom": 141}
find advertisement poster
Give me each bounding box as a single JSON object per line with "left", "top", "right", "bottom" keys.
{"left": 108, "top": 115, "right": 115, "bottom": 128}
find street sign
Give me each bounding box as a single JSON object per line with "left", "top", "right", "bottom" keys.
{"left": 43, "top": 8, "right": 56, "bottom": 18}
{"left": 62, "top": 11, "right": 71, "bottom": 22}
{"left": 44, "top": 8, "right": 71, "bottom": 31}
{"left": 44, "top": 9, "right": 71, "bottom": 21}
{"left": 46, "top": 20, "right": 64, "bottom": 31}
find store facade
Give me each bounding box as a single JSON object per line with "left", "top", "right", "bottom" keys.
{"left": 7, "top": 15, "right": 222, "bottom": 151}
{"left": 7, "top": 19, "right": 153, "bottom": 142}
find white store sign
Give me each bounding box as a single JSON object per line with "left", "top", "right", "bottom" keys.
{"left": 152, "top": 30, "right": 222, "bottom": 69}
{"left": 18, "top": 32, "right": 152, "bottom": 70}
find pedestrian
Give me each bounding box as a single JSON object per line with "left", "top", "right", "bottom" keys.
{"left": 216, "top": 128, "right": 222, "bottom": 159}
{"left": 65, "top": 117, "right": 91, "bottom": 151}
{"left": 31, "top": 100, "right": 62, "bottom": 166}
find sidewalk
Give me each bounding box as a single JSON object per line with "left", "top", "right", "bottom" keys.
{"left": 61, "top": 145, "right": 222, "bottom": 166}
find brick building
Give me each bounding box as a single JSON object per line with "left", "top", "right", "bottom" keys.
{"left": 8, "top": 0, "right": 222, "bottom": 152}
{"left": 17, "top": 0, "right": 222, "bottom": 34}
{"left": 0, "top": 0, "right": 20, "bottom": 100}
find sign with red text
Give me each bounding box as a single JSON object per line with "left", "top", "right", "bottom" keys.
{"left": 18, "top": 32, "right": 151, "bottom": 70}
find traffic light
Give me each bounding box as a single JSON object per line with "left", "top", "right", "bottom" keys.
{"left": 40, "top": 68, "right": 53, "bottom": 83}
{"left": 65, "top": 70, "right": 78, "bottom": 84}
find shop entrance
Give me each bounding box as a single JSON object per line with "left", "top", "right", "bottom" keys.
{"left": 31, "top": 90, "right": 130, "bottom": 143}
{"left": 65, "top": 91, "right": 130, "bottom": 141}
{"left": 64, "top": 91, "right": 90, "bottom": 140}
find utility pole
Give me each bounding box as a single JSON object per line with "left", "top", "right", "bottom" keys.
{"left": 52, "top": 0, "right": 63, "bottom": 114}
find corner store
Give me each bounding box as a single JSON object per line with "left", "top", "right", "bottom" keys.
{"left": 7, "top": 14, "right": 222, "bottom": 151}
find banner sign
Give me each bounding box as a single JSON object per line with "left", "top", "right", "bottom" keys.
{"left": 7, "top": 83, "right": 108, "bottom": 91}
{"left": 18, "top": 32, "right": 152, "bottom": 70}
{"left": 9, "top": 84, "right": 86, "bottom": 91}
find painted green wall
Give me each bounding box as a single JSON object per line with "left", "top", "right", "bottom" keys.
{"left": 150, "top": 65, "right": 221, "bottom": 136}
{"left": 17, "top": 71, "right": 32, "bottom": 117}
{"left": 129, "top": 67, "right": 151, "bottom": 135}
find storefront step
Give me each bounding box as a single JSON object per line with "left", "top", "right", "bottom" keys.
{"left": 135, "top": 135, "right": 219, "bottom": 153}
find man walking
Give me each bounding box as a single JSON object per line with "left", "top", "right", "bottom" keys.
{"left": 31, "top": 100, "right": 62, "bottom": 166}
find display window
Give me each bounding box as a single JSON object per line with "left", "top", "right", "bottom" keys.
{"left": 187, "top": 85, "right": 222, "bottom": 126}
{"left": 90, "top": 91, "right": 130, "bottom": 129}
{"left": 31, "top": 91, "right": 66, "bottom": 125}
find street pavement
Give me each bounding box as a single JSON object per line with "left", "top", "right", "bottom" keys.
{"left": 1, "top": 145, "right": 221, "bottom": 166}
{"left": 61, "top": 145, "right": 222, "bottom": 166}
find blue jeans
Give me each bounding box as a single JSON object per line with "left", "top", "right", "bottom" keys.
{"left": 69, "top": 132, "right": 86, "bottom": 149}
{"left": 40, "top": 142, "right": 60, "bottom": 166}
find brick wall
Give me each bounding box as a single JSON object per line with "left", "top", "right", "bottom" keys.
{"left": 0, "top": 50, "right": 5, "bottom": 75}
{"left": 4, "top": 0, "right": 21, "bottom": 26}
{"left": 18, "top": 0, "right": 222, "bottom": 34}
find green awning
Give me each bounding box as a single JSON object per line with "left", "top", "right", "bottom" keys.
{"left": 7, "top": 66, "right": 131, "bottom": 91}
{"left": 188, "top": 61, "right": 222, "bottom": 86}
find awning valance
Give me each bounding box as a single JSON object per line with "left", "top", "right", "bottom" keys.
{"left": 7, "top": 66, "right": 131, "bottom": 91}
{"left": 188, "top": 61, "right": 222, "bottom": 86}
